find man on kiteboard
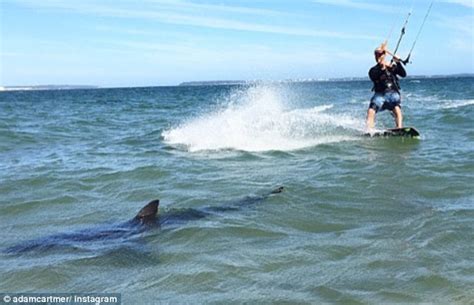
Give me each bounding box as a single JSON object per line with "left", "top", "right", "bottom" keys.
{"left": 366, "top": 43, "right": 406, "bottom": 130}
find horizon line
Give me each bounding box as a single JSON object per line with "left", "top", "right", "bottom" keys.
{"left": 1, "top": 73, "right": 473, "bottom": 91}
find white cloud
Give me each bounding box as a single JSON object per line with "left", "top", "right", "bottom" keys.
{"left": 12, "top": 0, "right": 377, "bottom": 40}
{"left": 141, "top": 0, "right": 293, "bottom": 17}
{"left": 450, "top": 37, "right": 474, "bottom": 53}
{"left": 434, "top": 14, "right": 474, "bottom": 37}
{"left": 432, "top": 12, "right": 473, "bottom": 55}
{"left": 441, "top": 0, "right": 474, "bottom": 9}
{"left": 312, "top": 0, "right": 402, "bottom": 13}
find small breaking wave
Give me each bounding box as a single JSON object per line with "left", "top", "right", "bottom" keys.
{"left": 405, "top": 93, "right": 474, "bottom": 110}
{"left": 438, "top": 99, "right": 474, "bottom": 109}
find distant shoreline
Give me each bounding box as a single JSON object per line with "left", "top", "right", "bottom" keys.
{"left": 1, "top": 73, "right": 472, "bottom": 91}
{"left": 0, "top": 85, "right": 98, "bottom": 92}
{"left": 178, "top": 74, "right": 473, "bottom": 86}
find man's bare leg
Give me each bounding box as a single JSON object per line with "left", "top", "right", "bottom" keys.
{"left": 392, "top": 106, "right": 402, "bottom": 128}
{"left": 366, "top": 108, "right": 376, "bottom": 130}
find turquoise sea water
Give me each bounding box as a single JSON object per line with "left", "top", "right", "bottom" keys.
{"left": 0, "top": 77, "right": 473, "bottom": 304}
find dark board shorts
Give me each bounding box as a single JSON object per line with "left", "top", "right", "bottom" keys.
{"left": 369, "top": 91, "right": 401, "bottom": 112}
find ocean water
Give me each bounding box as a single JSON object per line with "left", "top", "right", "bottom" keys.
{"left": 0, "top": 77, "right": 473, "bottom": 304}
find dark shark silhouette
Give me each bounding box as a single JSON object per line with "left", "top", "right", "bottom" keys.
{"left": 5, "top": 187, "right": 284, "bottom": 254}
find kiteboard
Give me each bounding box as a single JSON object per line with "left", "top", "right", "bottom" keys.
{"left": 365, "top": 127, "right": 420, "bottom": 138}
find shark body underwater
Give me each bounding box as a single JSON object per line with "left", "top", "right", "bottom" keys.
{"left": 5, "top": 187, "right": 284, "bottom": 254}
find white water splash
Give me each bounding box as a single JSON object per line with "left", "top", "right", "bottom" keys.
{"left": 163, "top": 85, "right": 362, "bottom": 152}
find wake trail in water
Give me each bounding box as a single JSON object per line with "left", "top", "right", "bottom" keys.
{"left": 163, "top": 84, "right": 363, "bottom": 152}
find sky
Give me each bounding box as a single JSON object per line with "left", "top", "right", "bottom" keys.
{"left": 1, "top": 0, "right": 473, "bottom": 87}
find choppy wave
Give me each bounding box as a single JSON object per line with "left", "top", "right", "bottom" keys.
{"left": 405, "top": 94, "right": 474, "bottom": 110}
{"left": 438, "top": 99, "right": 474, "bottom": 109}
{"left": 163, "top": 85, "right": 362, "bottom": 152}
